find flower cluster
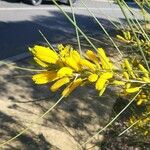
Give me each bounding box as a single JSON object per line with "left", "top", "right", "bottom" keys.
{"left": 29, "top": 44, "right": 114, "bottom": 97}
{"left": 128, "top": 106, "right": 150, "bottom": 137}
{"left": 29, "top": 44, "right": 150, "bottom": 100}
{"left": 116, "top": 30, "right": 150, "bottom": 57}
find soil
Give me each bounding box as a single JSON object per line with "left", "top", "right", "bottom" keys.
{"left": 0, "top": 57, "right": 117, "bottom": 150}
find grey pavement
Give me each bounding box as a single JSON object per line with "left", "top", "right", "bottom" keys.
{"left": 0, "top": 0, "right": 139, "bottom": 60}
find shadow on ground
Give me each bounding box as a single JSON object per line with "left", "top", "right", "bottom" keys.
{"left": 0, "top": 10, "right": 120, "bottom": 59}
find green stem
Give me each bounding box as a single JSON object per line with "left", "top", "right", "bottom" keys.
{"left": 117, "top": 0, "right": 150, "bottom": 72}
{"left": 80, "top": 0, "right": 123, "bottom": 56}
{"left": 82, "top": 90, "right": 141, "bottom": 146}
{"left": 0, "top": 95, "right": 64, "bottom": 148}
{"left": 69, "top": 0, "right": 82, "bottom": 56}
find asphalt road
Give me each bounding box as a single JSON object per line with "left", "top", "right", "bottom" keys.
{"left": 0, "top": 0, "right": 139, "bottom": 60}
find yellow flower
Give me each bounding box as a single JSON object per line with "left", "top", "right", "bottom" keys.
{"left": 50, "top": 77, "right": 70, "bottom": 92}
{"left": 65, "top": 56, "right": 80, "bottom": 71}
{"left": 126, "top": 87, "right": 140, "bottom": 93}
{"left": 86, "top": 50, "right": 98, "bottom": 62}
{"left": 70, "top": 50, "right": 81, "bottom": 63}
{"left": 29, "top": 45, "right": 59, "bottom": 64}
{"left": 123, "top": 31, "right": 131, "bottom": 40}
{"left": 57, "top": 44, "right": 64, "bottom": 51}
{"left": 34, "top": 57, "right": 49, "bottom": 68}
{"left": 124, "top": 59, "right": 136, "bottom": 78}
{"left": 139, "top": 64, "right": 149, "bottom": 78}
{"left": 116, "top": 35, "right": 130, "bottom": 43}
{"left": 97, "top": 48, "right": 113, "bottom": 70}
{"left": 62, "top": 78, "right": 83, "bottom": 97}
{"left": 86, "top": 50, "right": 101, "bottom": 69}
{"left": 80, "top": 59, "right": 96, "bottom": 71}
{"left": 96, "top": 72, "right": 113, "bottom": 90}
{"left": 59, "top": 45, "right": 70, "bottom": 57}
{"left": 32, "top": 71, "right": 57, "bottom": 84}
{"left": 57, "top": 67, "right": 74, "bottom": 78}
{"left": 88, "top": 74, "right": 98, "bottom": 82}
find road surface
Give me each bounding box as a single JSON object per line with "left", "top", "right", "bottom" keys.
{"left": 0, "top": 0, "right": 139, "bottom": 60}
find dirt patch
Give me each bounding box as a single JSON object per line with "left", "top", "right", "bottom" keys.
{"left": 0, "top": 57, "right": 117, "bottom": 150}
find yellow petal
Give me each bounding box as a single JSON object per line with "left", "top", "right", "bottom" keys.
{"left": 96, "top": 72, "right": 113, "bottom": 90}
{"left": 57, "top": 44, "right": 64, "bottom": 51}
{"left": 70, "top": 50, "right": 81, "bottom": 63}
{"left": 32, "top": 71, "right": 57, "bottom": 84}
{"left": 80, "top": 59, "right": 96, "bottom": 71}
{"left": 57, "top": 67, "right": 74, "bottom": 78}
{"left": 34, "top": 57, "right": 49, "bottom": 68}
{"left": 139, "top": 64, "right": 149, "bottom": 78}
{"left": 137, "top": 99, "right": 143, "bottom": 105}
{"left": 124, "top": 59, "right": 136, "bottom": 78}
{"left": 59, "top": 45, "right": 70, "bottom": 57}
{"left": 126, "top": 83, "right": 131, "bottom": 89}
{"left": 97, "top": 48, "right": 113, "bottom": 70}
{"left": 30, "top": 45, "right": 59, "bottom": 64}
{"left": 86, "top": 50, "right": 101, "bottom": 69}
{"left": 65, "top": 57, "right": 80, "bottom": 71}
{"left": 50, "top": 77, "right": 70, "bottom": 92}
{"left": 96, "top": 77, "right": 107, "bottom": 91}
{"left": 88, "top": 74, "right": 98, "bottom": 82}
{"left": 62, "top": 78, "right": 82, "bottom": 97}
{"left": 126, "top": 87, "right": 140, "bottom": 93}
{"left": 127, "top": 31, "right": 131, "bottom": 40}
{"left": 123, "top": 72, "right": 129, "bottom": 80}
{"left": 116, "top": 35, "right": 129, "bottom": 43}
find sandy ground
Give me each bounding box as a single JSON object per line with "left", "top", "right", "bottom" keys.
{"left": 0, "top": 53, "right": 118, "bottom": 150}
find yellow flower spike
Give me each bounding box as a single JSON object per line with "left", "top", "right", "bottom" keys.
{"left": 34, "top": 57, "right": 49, "bottom": 68}
{"left": 50, "top": 77, "right": 70, "bottom": 92}
{"left": 139, "top": 64, "right": 149, "bottom": 78}
{"left": 30, "top": 45, "right": 59, "bottom": 64}
{"left": 32, "top": 71, "right": 57, "bottom": 84}
{"left": 96, "top": 72, "right": 113, "bottom": 91}
{"left": 88, "top": 74, "right": 98, "bottom": 82}
{"left": 97, "top": 48, "right": 113, "bottom": 70}
{"left": 86, "top": 50, "right": 101, "bottom": 69}
{"left": 126, "top": 87, "right": 141, "bottom": 93}
{"left": 113, "top": 80, "right": 126, "bottom": 86}
{"left": 124, "top": 59, "right": 136, "bottom": 78}
{"left": 57, "top": 67, "right": 74, "bottom": 78}
{"left": 62, "top": 78, "right": 83, "bottom": 97}
{"left": 80, "top": 59, "right": 96, "bottom": 71}
{"left": 116, "top": 35, "right": 129, "bottom": 43}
